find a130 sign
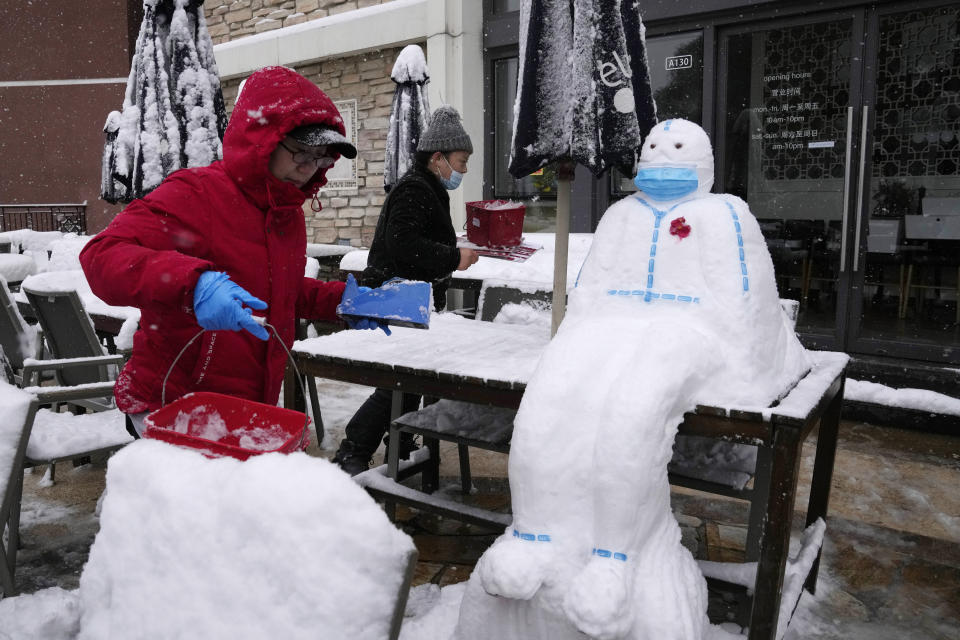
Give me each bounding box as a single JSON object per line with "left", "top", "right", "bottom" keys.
{"left": 665, "top": 55, "right": 693, "bottom": 71}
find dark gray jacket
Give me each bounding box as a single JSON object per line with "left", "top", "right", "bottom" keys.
{"left": 361, "top": 165, "right": 460, "bottom": 310}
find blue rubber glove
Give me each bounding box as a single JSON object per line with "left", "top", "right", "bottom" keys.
{"left": 344, "top": 315, "right": 391, "bottom": 335}
{"left": 193, "top": 271, "right": 269, "bottom": 341}
{"left": 339, "top": 280, "right": 391, "bottom": 335}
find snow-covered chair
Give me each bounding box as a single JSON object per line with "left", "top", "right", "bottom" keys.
{"left": 79, "top": 442, "right": 418, "bottom": 639}
{"left": 0, "top": 277, "right": 42, "bottom": 385}
{"left": 0, "top": 230, "right": 65, "bottom": 274}
{"left": 17, "top": 284, "right": 131, "bottom": 482}
{"left": 0, "top": 383, "right": 36, "bottom": 598}
{"left": 20, "top": 284, "right": 125, "bottom": 412}
{"left": 475, "top": 279, "right": 553, "bottom": 324}
{"left": 22, "top": 408, "right": 132, "bottom": 484}
{"left": 0, "top": 378, "right": 131, "bottom": 596}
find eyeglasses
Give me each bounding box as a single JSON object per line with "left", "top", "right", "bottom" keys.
{"left": 279, "top": 141, "right": 336, "bottom": 168}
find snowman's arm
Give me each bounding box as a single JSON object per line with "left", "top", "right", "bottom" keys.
{"left": 574, "top": 196, "right": 639, "bottom": 287}
{"left": 699, "top": 195, "right": 780, "bottom": 305}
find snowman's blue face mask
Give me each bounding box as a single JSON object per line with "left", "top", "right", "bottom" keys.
{"left": 633, "top": 164, "right": 699, "bottom": 201}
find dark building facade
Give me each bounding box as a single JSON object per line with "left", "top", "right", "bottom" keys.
{"left": 483, "top": 0, "right": 960, "bottom": 370}
{"left": 0, "top": 0, "right": 141, "bottom": 232}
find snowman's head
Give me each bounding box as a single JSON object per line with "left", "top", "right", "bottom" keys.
{"left": 635, "top": 119, "right": 714, "bottom": 201}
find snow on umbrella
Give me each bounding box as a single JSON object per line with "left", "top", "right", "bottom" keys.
{"left": 101, "top": 0, "right": 227, "bottom": 204}
{"left": 509, "top": 0, "right": 657, "bottom": 334}
{"left": 384, "top": 44, "right": 431, "bottom": 193}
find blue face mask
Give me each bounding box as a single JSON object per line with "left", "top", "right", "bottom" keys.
{"left": 633, "top": 165, "right": 698, "bottom": 201}
{"left": 439, "top": 155, "right": 463, "bottom": 190}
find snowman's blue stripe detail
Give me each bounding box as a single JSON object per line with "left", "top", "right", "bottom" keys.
{"left": 724, "top": 201, "right": 749, "bottom": 292}
{"left": 513, "top": 529, "right": 551, "bottom": 542}
{"left": 634, "top": 197, "right": 693, "bottom": 294}
{"left": 663, "top": 119, "right": 672, "bottom": 131}
{"left": 592, "top": 548, "right": 628, "bottom": 561}
{"left": 606, "top": 289, "right": 700, "bottom": 304}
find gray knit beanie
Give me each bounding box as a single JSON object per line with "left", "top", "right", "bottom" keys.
{"left": 417, "top": 105, "right": 473, "bottom": 153}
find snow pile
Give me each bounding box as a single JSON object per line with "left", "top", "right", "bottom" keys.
{"left": 47, "top": 235, "right": 92, "bottom": 272}
{"left": 477, "top": 200, "right": 523, "bottom": 211}
{"left": 172, "top": 405, "right": 227, "bottom": 437}
{"left": 306, "top": 242, "right": 357, "bottom": 258}
{"left": 391, "top": 44, "right": 430, "bottom": 84}
{"left": 845, "top": 379, "right": 960, "bottom": 416}
{"left": 399, "top": 583, "right": 469, "bottom": 640}
{"left": 0, "top": 229, "right": 65, "bottom": 273}
{"left": 0, "top": 587, "right": 81, "bottom": 640}
{"left": 166, "top": 405, "right": 290, "bottom": 452}
{"left": 0, "top": 230, "right": 64, "bottom": 257}
{"left": 76, "top": 440, "right": 415, "bottom": 639}
{"left": 698, "top": 519, "right": 827, "bottom": 640}
{"left": 0, "top": 254, "right": 37, "bottom": 285}
{"left": 25, "top": 409, "right": 132, "bottom": 463}
{"left": 670, "top": 436, "right": 757, "bottom": 491}
{"left": 492, "top": 302, "right": 552, "bottom": 333}
{"left": 304, "top": 255, "right": 320, "bottom": 279}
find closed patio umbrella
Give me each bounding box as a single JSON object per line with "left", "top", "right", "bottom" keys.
{"left": 509, "top": 0, "right": 657, "bottom": 334}
{"left": 384, "top": 45, "right": 431, "bottom": 193}
{"left": 101, "top": 0, "right": 226, "bottom": 204}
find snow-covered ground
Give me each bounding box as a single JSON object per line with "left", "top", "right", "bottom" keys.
{"left": 2, "top": 377, "right": 957, "bottom": 639}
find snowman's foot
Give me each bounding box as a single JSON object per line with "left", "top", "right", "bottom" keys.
{"left": 563, "top": 549, "right": 634, "bottom": 640}
{"left": 478, "top": 529, "right": 554, "bottom": 600}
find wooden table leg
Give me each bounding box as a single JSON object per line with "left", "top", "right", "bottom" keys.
{"left": 804, "top": 377, "right": 843, "bottom": 593}
{"left": 748, "top": 424, "right": 804, "bottom": 640}
{"left": 458, "top": 444, "right": 472, "bottom": 494}
{"left": 382, "top": 391, "right": 408, "bottom": 521}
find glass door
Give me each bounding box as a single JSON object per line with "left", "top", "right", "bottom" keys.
{"left": 718, "top": 12, "right": 866, "bottom": 351}
{"left": 849, "top": 3, "right": 960, "bottom": 363}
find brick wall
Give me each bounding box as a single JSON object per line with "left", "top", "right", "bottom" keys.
{"left": 221, "top": 45, "right": 406, "bottom": 246}
{"left": 204, "top": 0, "right": 396, "bottom": 45}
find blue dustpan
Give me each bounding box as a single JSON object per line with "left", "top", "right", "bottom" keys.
{"left": 337, "top": 274, "right": 432, "bottom": 329}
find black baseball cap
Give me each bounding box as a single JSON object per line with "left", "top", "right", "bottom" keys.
{"left": 288, "top": 124, "right": 357, "bottom": 159}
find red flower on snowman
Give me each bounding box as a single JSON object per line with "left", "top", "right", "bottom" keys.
{"left": 669, "top": 216, "right": 691, "bottom": 239}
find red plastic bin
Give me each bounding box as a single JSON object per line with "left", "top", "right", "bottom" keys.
{"left": 143, "top": 392, "right": 311, "bottom": 461}
{"left": 465, "top": 200, "right": 525, "bottom": 247}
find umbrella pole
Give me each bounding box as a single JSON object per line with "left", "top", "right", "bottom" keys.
{"left": 551, "top": 160, "right": 576, "bottom": 337}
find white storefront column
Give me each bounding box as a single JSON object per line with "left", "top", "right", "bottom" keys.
{"left": 426, "top": 0, "right": 484, "bottom": 231}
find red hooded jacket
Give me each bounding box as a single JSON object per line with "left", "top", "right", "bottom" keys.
{"left": 80, "top": 66, "right": 347, "bottom": 413}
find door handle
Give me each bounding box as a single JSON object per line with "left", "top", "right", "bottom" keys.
{"left": 853, "top": 106, "right": 869, "bottom": 273}
{"left": 840, "top": 106, "right": 854, "bottom": 272}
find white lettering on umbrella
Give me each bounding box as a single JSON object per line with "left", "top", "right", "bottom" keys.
{"left": 597, "top": 51, "right": 636, "bottom": 114}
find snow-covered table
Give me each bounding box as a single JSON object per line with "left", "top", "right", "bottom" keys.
{"left": 288, "top": 318, "right": 848, "bottom": 640}
{"left": 337, "top": 232, "right": 595, "bottom": 292}
{"left": 306, "top": 242, "right": 358, "bottom": 280}
{"left": 0, "top": 253, "right": 38, "bottom": 287}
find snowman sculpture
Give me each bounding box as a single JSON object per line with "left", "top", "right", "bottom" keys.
{"left": 454, "top": 119, "right": 810, "bottom": 640}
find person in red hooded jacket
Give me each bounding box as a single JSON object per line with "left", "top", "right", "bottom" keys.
{"left": 81, "top": 66, "right": 383, "bottom": 436}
